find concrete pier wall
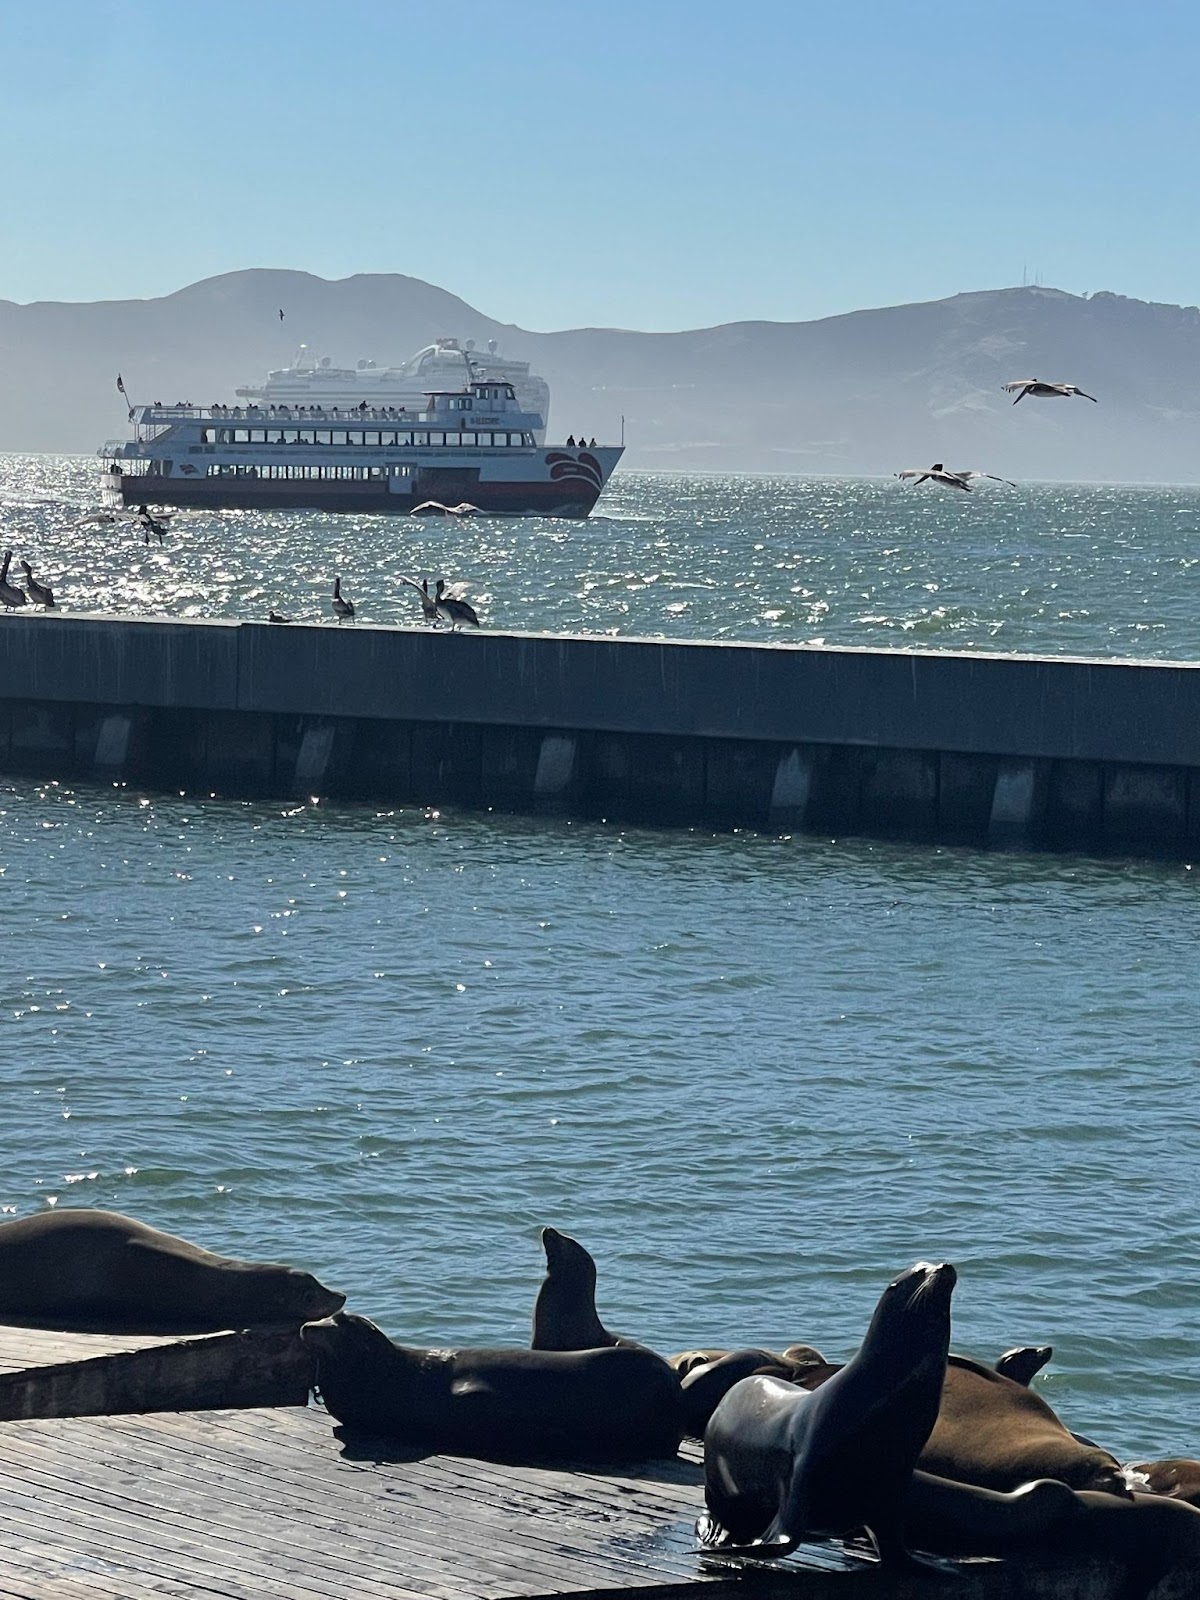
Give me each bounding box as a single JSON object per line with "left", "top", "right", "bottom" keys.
{"left": 0, "top": 613, "right": 1199, "bottom": 856}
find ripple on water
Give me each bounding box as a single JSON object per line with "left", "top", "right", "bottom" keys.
{"left": 1, "top": 466, "right": 1200, "bottom": 1454}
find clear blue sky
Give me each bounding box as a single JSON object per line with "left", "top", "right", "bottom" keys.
{"left": 2, "top": 0, "right": 1197, "bottom": 330}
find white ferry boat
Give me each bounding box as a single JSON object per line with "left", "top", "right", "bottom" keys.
{"left": 237, "top": 337, "right": 551, "bottom": 443}
{"left": 98, "top": 381, "right": 620, "bottom": 519}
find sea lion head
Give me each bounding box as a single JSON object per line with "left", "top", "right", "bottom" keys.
{"left": 995, "top": 1345, "right": 1053, "bottom": 1385}
{"left": 234, "top": 1264, "right": 345, "bottom": 1325}
{"left": 863, "top": 1260, "right": 957, "bottom": 1365}
{"left": 540, "top": 1227, "right": 597, "bottom": 1290}
{"left": 301, "top": 1311, "right": 409, "bottom": 1432}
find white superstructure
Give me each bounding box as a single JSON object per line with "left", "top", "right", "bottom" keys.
{"left": 236, "top": 337, "right": 550, "bottom": 443}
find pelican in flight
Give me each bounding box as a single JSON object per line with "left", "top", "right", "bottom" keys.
{"left": 20, "top": 561, "right": 54, "bottom": 607}
{"left": 331, "top": 576, "right": 355, "bottom": 624}
{"left": 1002, "top": 379, "right": 1097, "bottom": 404}
{"left": 434, "top": 579, "right": 480, "bottom": 629}
{"left": 897, "top": 463, "right": 1016, "bottom": 491}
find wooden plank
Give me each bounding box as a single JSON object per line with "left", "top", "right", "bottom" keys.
{"left": 0, "top": 1328, "right": 1167, "bottom": 1600}
{"left": 0, "top": 1324, "right": 188, "bottom": 1376}
{"left": 0, "top": 1328, "right": 312, "bottom": 1419}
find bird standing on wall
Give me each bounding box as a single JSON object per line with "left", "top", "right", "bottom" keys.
{"left": 20, "top": 561, "right": 54, "bottom": 607}
{"left": 400, "top": 575, "right": 440, "bottom": 626}
{"left": 1002, "top": 379, "right": 1097, "bottom": 404}
{"left": 332, "top": 576, "right": 355, "bottom": 624}
{"left": 434, "top": 579, "right": 480, "bottom": 629}
{"left": 0, "top": 551, "right": 28, "bottom": 610}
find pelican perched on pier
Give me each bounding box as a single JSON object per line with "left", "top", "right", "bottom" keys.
{"left": 434, "top": 579, "right": 480, "bottom": 629}
{"left": 1002, "top": 379, "right": 1097, "bottom": 404}
{"left": 0, "top": 551, "right": 28, "bottom": 610}
{"left": 20, "top": 561, "right": 54, "bottom": 607}
{"left": 331, "top": 576, "right": 355, "bottom": 624}
{"left": 400, "top": 575, "right": 440, "bottom": 626}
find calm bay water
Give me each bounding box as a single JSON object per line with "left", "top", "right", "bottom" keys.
{"left": 1, "top": 456, "right": 1199, "bottom": 1467}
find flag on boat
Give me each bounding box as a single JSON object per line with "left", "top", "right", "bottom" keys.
{"left": 116, "top": 374, "right": 126, "bottom": 395}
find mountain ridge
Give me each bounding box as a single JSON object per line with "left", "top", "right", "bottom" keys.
{"left": 2, "top": 269, "right": 1199, "bottom": 481}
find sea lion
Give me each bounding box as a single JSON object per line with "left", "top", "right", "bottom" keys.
{"left": 920, "top": 1354, "right": 1128, "bottom": 1494}
{"left": 905, "top": 1473, "right": 1200, "bottom": 1593}
{"left": 697, "top": 1261, "right": 956, "bottom": 1567}
{"left": 670, "top": 1342, "right": 825, "bottom": 1376}
{"left": 680, "top": 1349, "right": 831, "bottom": 1438}
{"left": 904, "top": 1469, "right": 1083, "bottom": 1555}
{"left": 302, "top": 1311, "right": 685, "bottom": 1462}
{"left": 786, "top": 1349, "right": 1126, "bottom": 1495}
{"left": 0, "top": 1208, "right": 345, "bottom": 1332}
{"left": 1124, "top": 1459, "right": 1200, "bottom": 1507}
{"left": 994, "top": 1345, "right": 1053, "bottom": 1385}
{"left": 530, "top": 1227, "right": 625, "bottom": 1350}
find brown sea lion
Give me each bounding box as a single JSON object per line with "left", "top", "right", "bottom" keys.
{"left": 0, "top": 1208, "right": 344, "bottom": 1332}
{"left": 670, "top": 1348, "right": 732, "bottom": 1374}
{"left": 994, "top": 1344, "right": 1054, "bottom": 1385}
{"left": 671, "top": 1342, "right": 825, "bottom": 1376}
{"left": 920, "top": 1354, "right": 1127, "bottom": 1494}
{"left": 302, "top": 1310, "right": 685, "bottom": 1462}
{"left": 788, "top": 1350, "right": 1126, "bottom": 1495}
{"left": 1124, "top": 1459, "right": 1200, "bottom": 1507}
{"left": 530, "top": 1226, "right": 625, "bottom": 1350}
{"left": 697, "top": 1261, "right": 956, "bottom": 1568}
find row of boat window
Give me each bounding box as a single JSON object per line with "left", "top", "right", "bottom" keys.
{"left": 197, "top": 428, "right": 534, "bottom": 448}
{"left": 206, "top": 464, "right": 417, "bottom": 480}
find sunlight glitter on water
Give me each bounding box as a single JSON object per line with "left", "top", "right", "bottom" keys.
{"left": 4, "top": 454, "right": 1200, "bottom": 656}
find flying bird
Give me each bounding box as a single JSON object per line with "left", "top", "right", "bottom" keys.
{"left": 896, "top": 463, "right": 974, "bottom": 491}
{"left": 953, "top": 469, "right": 1017, "bottom": 488}
{"left": 1002, "top": 379, "right": 1097, "bottom": 404}
{"left": 279, "top": 308, "right": 285, "bottom": 322}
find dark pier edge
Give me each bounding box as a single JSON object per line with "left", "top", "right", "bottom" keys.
{"left": 0, "top": 613, "right": 1198, "bottom": 860}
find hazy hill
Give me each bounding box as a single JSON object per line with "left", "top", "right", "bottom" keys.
{"left": 2, "top": 269, "right": 1200, "bottom": 481}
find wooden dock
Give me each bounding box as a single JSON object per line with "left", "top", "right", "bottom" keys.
{"left": 0, "top": 1328, "right": 1154, "bottom": 1599}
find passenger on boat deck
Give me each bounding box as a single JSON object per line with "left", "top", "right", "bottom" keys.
{"left": 589, "top": 437, "right": 596, "bottom": 447}
{"left": 567, "top": 434, "right": 576, "bottom": 446}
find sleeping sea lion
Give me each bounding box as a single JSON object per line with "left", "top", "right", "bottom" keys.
{"left": 680, "top": 1348, "right": 831, "bottom": 1438}
{"left": 0, "top": 1208, "right": 344, "bottom": 1332}
{"left": 697, "top": 1261, "right": 956, "bottom": 1567}
{"left": 920, "top": 1354, "right": 1127, "bottom": 1494}
{"left": 302, "top": 1311, "right": 684, "bottom": 1461}
{"left": 787, "top": 1350, "right": 1126, "bottom": 1495}
{"left": 1124, "top": 1458, "right": 1200, "bottom": 1507}
{"left": 671, "top": 1342, "right": 825, "bottom": 1376}
{"left": 994, "top": 1345, "right": 1053, "bottom": 1385}
{"left": 530, "top": 1227, "right": 629, "bottom": 1350}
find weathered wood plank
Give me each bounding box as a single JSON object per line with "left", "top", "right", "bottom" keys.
{"left": 0, "top": 1328, "right": 312, "bottom": 1419}
{"left": 0, "top": 1328, "right": 1173, "bottom": 1600}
